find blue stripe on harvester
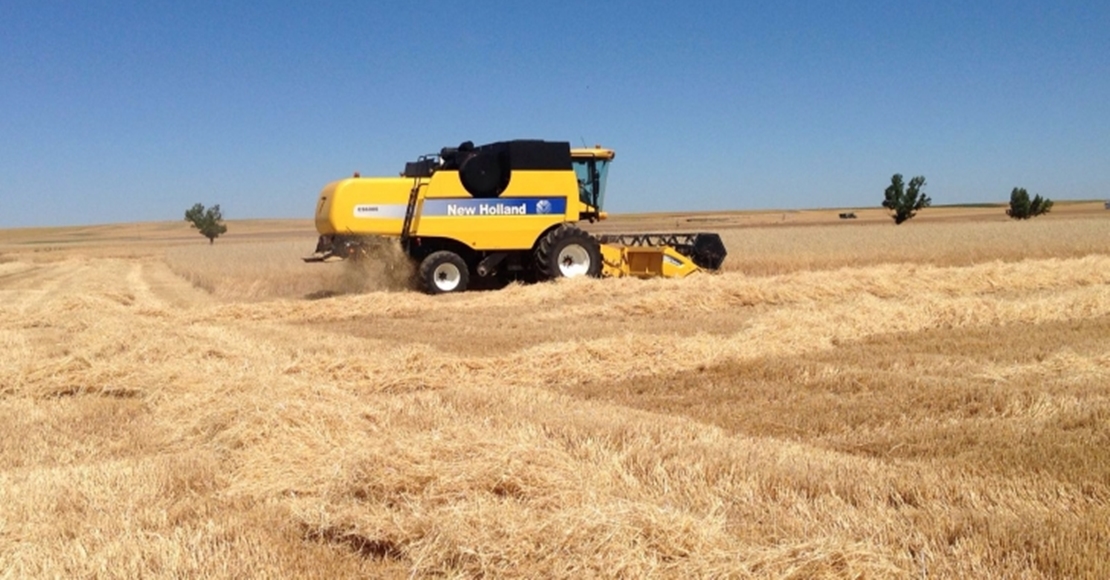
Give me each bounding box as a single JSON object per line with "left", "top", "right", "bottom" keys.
{"left": 422, "top": 197, "right": 567, "bottom": 217}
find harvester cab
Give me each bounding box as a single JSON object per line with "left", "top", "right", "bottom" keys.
{"left": 570, "top": 146, "right": 611, "bottom": 221}
{"left": 304, "top": 139, "right": 726, "bottom": 294}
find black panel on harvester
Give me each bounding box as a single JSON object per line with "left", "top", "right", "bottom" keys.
{"left": 469, "top": 140, "right": 572, "bottom": 170}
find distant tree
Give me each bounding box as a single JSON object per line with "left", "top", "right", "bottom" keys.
{"left": 1006, "top": 187, "right": 1053, "bottom": 219}
{"left": 882, "top": 173, "right": 931, "bottom": 224}
{"left": 184, "top": 203, "right": 228, "bottom": 244}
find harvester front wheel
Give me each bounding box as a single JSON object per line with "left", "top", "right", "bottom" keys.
{"left": 535, "top": 224, "right": 602, "bottom": 280}
{"left": 419, "top": 251, "right": 469, "bottom": 294}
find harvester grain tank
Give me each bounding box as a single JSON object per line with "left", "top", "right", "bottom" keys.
{"left": 304, "top": 139, "right": 727, "bottom": 294}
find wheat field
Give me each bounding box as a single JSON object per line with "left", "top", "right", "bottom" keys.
{"left": 1, "top": 205, "right": 1108, "bottom": 578}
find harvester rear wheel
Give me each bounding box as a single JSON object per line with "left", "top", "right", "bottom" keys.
{"left": 534, "top": 224, "right": 602, "bottom": 280}
{"left": 419, "top": 251, "right": 469, "bottom": 294}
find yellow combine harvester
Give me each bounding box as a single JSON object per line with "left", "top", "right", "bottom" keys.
{"left": 304, "top": 139, "right": 727, "bottom": 294}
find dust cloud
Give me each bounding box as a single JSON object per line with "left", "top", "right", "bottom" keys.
{"left": 333, "top": 238, "right": 416, "bottom": 294}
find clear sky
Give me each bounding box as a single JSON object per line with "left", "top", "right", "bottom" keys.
{"left": 2, "top": 1, "right": 1107, "bottom": 228}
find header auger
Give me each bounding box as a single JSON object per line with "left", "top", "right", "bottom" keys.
{"left": 304, "top": 139, "right": 727, "bottom": 294}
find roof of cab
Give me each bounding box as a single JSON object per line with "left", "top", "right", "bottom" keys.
{"left": 570, "top": 146, "right": 615, "bottom": 160}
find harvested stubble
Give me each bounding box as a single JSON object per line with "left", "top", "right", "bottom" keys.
{"left": 1, "top": 216, "right": 1108, "bottom": 578}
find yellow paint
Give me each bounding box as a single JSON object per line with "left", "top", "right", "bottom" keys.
{"left": 313, "top": 153, "right": 604, "bottom": 251}
{"left": 600, "top": 244, "right": 701, "bottom": 278}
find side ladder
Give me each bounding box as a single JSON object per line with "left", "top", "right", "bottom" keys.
{"left": 400, "top": 177, "right": 425, "bottom": 252}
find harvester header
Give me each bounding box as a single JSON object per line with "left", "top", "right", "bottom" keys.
{"left": 305, "top": 139, "right": 726, "bottom": 294}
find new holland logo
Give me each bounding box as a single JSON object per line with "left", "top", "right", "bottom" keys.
{"left": 422, "top": 197, "right": 566, "bottom": 217}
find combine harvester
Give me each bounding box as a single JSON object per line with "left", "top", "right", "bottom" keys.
{"left": 304, "top": 139, "right": 727, "bottom": 294}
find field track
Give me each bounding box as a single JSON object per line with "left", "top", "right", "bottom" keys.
{"left": 1, "top": 209, "right": 1109, "bottom": 578}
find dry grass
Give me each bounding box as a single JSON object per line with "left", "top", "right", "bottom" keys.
{"left": 1, "top": 208, "right": 1109, "bottom": 578}
{"left": 711, "top": 218, "right": 1110, "bottom": 275}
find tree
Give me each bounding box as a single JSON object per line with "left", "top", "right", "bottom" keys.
{"left": 1006, "top": 187, "right": 1053, "bottom": 219}
{"left": 184, "top": 203, "right": 228, "bottom": 244}
{"left": 882, "top": 173, "right": 931, "bottom": 224}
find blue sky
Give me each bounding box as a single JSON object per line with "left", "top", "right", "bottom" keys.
{"left": 2, "top": 1, "right": 1107, "bottom": 228}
